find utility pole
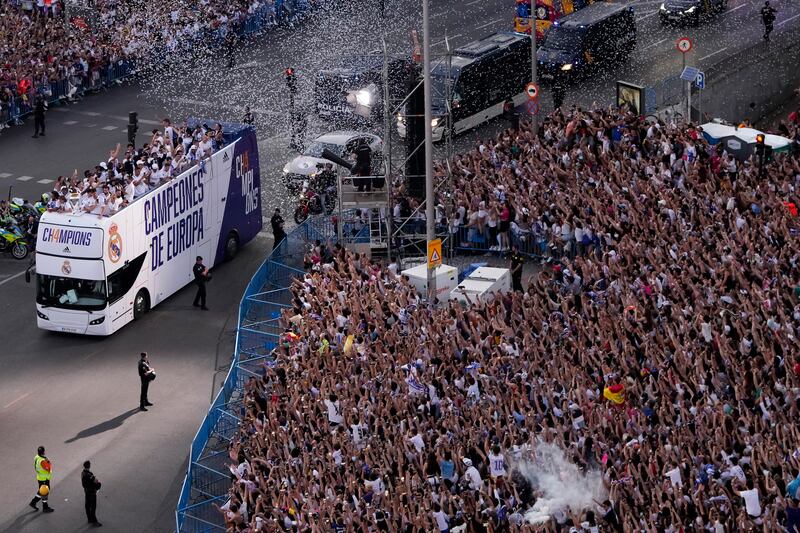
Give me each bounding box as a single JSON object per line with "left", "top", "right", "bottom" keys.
{"left": 422, "top": 0, "right": 436, "bottom": 304}
{"left": 530, "top": 12, "right": 538, "bottom": 136}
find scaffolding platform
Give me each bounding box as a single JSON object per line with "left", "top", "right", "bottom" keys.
{"left": 339, "top": 181, "right": 388, "bottom": 209}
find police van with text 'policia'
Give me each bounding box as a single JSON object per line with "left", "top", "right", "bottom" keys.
{"left": 33, "top": 123, "right": 262, "bottom": 335}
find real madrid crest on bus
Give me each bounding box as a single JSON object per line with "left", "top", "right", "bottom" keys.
{"left": 108, "top": 223, "right": 123, "bottom": 263}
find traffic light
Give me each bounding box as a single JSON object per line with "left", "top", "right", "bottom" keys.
{"left": 755, "top": 133, "right": 766, "bottom": 158}
{"left": 127, "top": 111, "right": 138, "bottom": 145}
{"left": 285, "top": 67, "right": 297, "bottom": 95}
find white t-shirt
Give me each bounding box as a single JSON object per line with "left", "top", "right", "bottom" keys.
{"left": 488, "top": 452, "right": 507, "bottom": 478}
{"left": 665, "top": 467, "right": 682, "bottom": 487}
{"left": 465, "top": 465, "right": 482, "bottom": 490}
{"left": 433, "top": 510, "right": 449, "bottom": 531}
{"left": 324, "top": 399, "right": 343, "bottom": 424}
{"left": 739, "top": 488, "right": 761, "bottom": 517}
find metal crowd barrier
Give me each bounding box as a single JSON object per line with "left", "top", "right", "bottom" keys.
{"left": 449, "top": 224, "right": 604, "bottom": 261}
{"left": 175, "top": 214, "right": 338, "bottom": 533}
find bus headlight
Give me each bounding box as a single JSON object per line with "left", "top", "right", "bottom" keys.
{"left": 684, "top": 5, "right": 696, "bottom": 12}
{"left": 37, "top": 310, "right": 49, "bottom": 320}
{"left": 283, "top": 164, "right": 290, "bottom": 174}
{"left": 431, "top": 118, "right": 440, "bottom": 128}
{"left": 660, "top": 2, "right": 666, "bottom": 10}
{"left": 397, "top": 114, "right": 406, "bottom": 125}
{"left": 89, "top": 316, "right": 105, "bottom": 325}
{"left": 355, "top": 89, "right": 373, "bottom": 107}
{"left": 561, "top": 63, "right": 573, "bottom": 71}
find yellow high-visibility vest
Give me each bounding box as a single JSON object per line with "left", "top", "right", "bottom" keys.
{"left": 34, "top": 455, "right": 52, "bottom": 481}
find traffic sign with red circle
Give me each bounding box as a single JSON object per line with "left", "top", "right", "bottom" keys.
{"left": 526, "top": 82, "right": 539, "bottom": 100}
{"left": 676, "top": 37, "right": 693, "bottom": 54}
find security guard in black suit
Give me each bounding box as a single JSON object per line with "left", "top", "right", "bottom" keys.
{"left": 510, "top": 244, "right": 526, "bottom": 292}
{"left": 138, "top": 352, "right": 154, "bottom": 411}
{"left": 81, "top": 461, "right": 102, "bottom": 526}
{"left": 192, "top": 256, "right": 209, "bottom": 310}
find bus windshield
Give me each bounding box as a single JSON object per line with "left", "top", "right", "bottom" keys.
{"left": 544, "top": 27, "right": 584, "bottom": 51}
{"left": 36, "top": 275, "right": 107, "bottom": 311}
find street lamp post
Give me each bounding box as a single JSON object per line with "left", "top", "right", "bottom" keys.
{"left": 530, "top": 11, "right": 538, "bottom": 136}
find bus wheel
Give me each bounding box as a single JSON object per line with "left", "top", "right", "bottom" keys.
{"left": 133, "top": 290, "right": 150, "bottom": 320}
{"left": 224, "top": 232, "right": 239, "bottom": 261}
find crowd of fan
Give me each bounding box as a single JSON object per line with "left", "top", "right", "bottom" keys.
{"left": 218, "top": 103, "right": 800, "bottom": 532}
{"left": 0, "top": 0, "right": 281, "bottom": 112}
{"left": 43, "top": 119, "right": 225, "bottom": 216}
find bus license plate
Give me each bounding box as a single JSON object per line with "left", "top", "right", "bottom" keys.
{"left": 60, "top": 326, "right": 78, "bottom": 333}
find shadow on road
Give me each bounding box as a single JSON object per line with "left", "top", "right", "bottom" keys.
{"left": 0, "top": 508, "right": 42, "bottom": 532}
{"left": 64, "top": 408, "right": 140, "bottom": 443}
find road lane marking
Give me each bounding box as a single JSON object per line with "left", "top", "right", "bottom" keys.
{"left": 84, "top": 112, "right": 100, "bottom": 116}
{"left": 433, "top": 33, "right": 463, "bottom": 46}
{"left": 636, "top": 11, "right": 660, "bottom": 20}
{"left": 728, "top": 3, "right": 746, "bottom": 12}
{"left": 465, "top": 0, "right": 482, "bottom": 5}
{"left": 475, "top": 18, "right": 503, "bottom": 30}
{"left": 699, "top": 46, "right": 729, "bottom": 61}
{"left": 16, "top": 175, "right": 35, "bottom": 181}
{"left": 37, "top": 179, "right": 54, "bottom": 184}
{"left": 0, "top": 268, "right": 31, "bottom": 287}
{"left": 777, "top": 12, "right": 800, "bottom": 26}
{"left": 63, "top": 120, "right": 78, "bottom": 125}
{"left": 641, "top": 37, "right": 668, "bottom": 51}
{"left": 3, "top": 392, "right": 30, "bottom": 409}
{"left": 101, "top": 125, "right": 118, "bottom": 130}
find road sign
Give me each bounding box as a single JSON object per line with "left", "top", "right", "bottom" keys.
{"left": 524, "top": 99, "right": 540, "bottom": 116}
{"left": 694, "top": 70, "right": 705, "bottom": 89}
{"left": 427, "top": 239, "right": 442, "bottom": 268}
{"left": 680, "top": 66, "right": 700, "bottom": 82}
{"left": 525, "top": 82, "right": 539, "bottom": 100}
{"left": 676, "top": 37, "right": 693, "bottom": 53}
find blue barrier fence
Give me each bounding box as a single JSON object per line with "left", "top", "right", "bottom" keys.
{"left": 175, "top": 214, "right": 337, "bottom": 533}
{"left": 1, "top": 0, "right": 316, "bottom": 129}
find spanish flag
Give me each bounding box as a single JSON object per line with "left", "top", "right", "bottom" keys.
{"left": 603, "top": 384, "right": 626, "bottom": 405}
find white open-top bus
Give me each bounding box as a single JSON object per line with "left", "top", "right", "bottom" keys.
{"left": 33, "top": 123, "right": 262, "bottom": 335}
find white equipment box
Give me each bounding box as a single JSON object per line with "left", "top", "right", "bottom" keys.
{"left": 449, "top": 266, "right": 511, "bottom": 305}
{"left": 401, "top": 263, "right": 459, "bottom": 299}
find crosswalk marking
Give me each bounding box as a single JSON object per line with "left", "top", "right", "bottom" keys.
{"left": 37, "top": 179, "right": 54, "bottom": 184}
{"left": 0, "top": 172, "right": 11, "bottom": 178}
{"left": 16, "top": 176, "right": 35, "bottom": 181}
{"left": 101, "top": 125, "right": 118, "bottom": 130}
{"left": 63, "top": 120, "right": 78, "bottom": 125}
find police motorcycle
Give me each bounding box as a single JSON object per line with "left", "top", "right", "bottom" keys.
{"left": 0, "top": 219, "right": 29, "bottom": 259}
{"left": 293, "top": 179, "right": 337, "bottom": 224}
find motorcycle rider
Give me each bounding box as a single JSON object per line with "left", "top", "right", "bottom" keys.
{"left": 316, "top": 162, "right": 337, "bottom": 213}
{"left": 0, "top": 199, "right": 14, "bottom": 225}
{"left": 24, "top": 214, "right": 38, "bottom": 247}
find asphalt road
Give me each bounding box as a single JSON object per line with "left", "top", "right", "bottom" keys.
{"left": 0, "top": 0, "right": 797, "bottom": 531}
{"left": 0, "top": 232, "right": 269, "bottom": 533}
